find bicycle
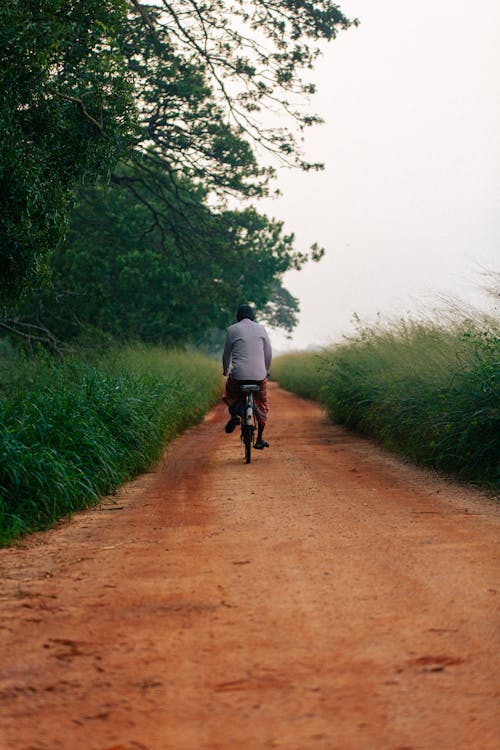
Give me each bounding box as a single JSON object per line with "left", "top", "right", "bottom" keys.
{"left": 240, "top": 383, "right": 260, "bottom": 464}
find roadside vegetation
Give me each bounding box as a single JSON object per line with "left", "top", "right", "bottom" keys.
{"left": 0, "top": 343, "right": 221, "bottom": 545}
{"left": 1, "top": 3, "right": 358, "bottom": 545}
{"left": 273, "top": 314, "right": 500, "bottom": 490}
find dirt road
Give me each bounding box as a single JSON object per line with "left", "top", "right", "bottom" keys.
{"left": 1, "top": 384, "right": 499, "bottom": 750}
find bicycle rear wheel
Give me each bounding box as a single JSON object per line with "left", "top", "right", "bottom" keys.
{"left": 243, "top": 423, "right": 253, "bottom": 463}
{"left": 241, "top": 392, "right": 254, "bottom": 463}
{"left": 240, "top": 389, "right": 257, "bottom": 464}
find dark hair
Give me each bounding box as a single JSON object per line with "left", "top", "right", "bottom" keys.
{"left": 236, "top": 304, "right": 255, "bottom": 321}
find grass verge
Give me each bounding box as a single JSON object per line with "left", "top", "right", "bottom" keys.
{"left": 0, "top": 344, "right": 221, "bottom": 545}
{"left": 272, "top": 317, "right": 499, "bottom": 490}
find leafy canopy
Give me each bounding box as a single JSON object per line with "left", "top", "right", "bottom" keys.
{"left": 1, "top": 0, "right": 355, "bottom": 344}
{"left": 119, "top": 0, "right": 356, "bottom": 222}
{"left": 0, "top": 0, "right": 136, "bottom": 298}
{"left": 16, "top": 169, "right": 314, "bottom": 345}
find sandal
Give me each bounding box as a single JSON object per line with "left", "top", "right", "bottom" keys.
{"left": 254, "top": 439, "right": 269, "bottom": 450}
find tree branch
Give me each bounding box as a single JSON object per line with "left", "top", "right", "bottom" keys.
{"left": 53, "top": 92, "right": 105, "bottom": 135}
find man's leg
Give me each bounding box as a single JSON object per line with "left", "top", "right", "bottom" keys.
{"left": 254, "top": 379, "right": 269, "bottom": 449}
{"left": 254, "top": 422, "right": 269, "bottom": 449}
{"left": 222, "top": 375, "right": 242, "bottom": 433}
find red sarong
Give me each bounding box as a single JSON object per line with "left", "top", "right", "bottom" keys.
{"left": 222, "top": 375, "right": 269, "bottom": 426}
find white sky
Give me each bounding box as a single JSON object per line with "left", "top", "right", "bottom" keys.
{"left": 259, "top": 0, "right": 500, "bottom": 350}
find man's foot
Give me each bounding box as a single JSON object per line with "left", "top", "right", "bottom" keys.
{"left": 225, "top": 415, "right": 240, "bottom": 433}
{"left": 254, "top": 439, "right": 269, "bottom": 450}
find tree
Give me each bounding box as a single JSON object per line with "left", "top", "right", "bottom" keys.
{"left": 126, "top": 0, "right": 355, "bottom": 173}
{"left": 116, "top": 0, "right": 356, "bottom": 234}
{"left": 2, "top": 0, "right": 355, "bottom": 341}
{"left": 0, "top": 0, "right": 137, "bottom": 299}
{"left": 87, "top": 0, "right": 353, "bottom": 327}
{"left": 13, "top": 173, "right": 318, "bottom": 345}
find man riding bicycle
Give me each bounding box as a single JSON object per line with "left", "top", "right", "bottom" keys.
{"left": 222, "top": 304, "right": 272, "bottom": 450}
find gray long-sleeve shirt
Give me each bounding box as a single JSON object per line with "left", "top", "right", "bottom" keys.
{"left": 222, "top": 318, "right": 272, "bottom": 381}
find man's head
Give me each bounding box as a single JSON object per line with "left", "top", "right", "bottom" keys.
{"left": 236, "top": 304, "right": 255, "bottom": 322}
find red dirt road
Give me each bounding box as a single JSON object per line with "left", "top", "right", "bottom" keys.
{"left": 1, "top": 384, "right": 499, "bottom": 750}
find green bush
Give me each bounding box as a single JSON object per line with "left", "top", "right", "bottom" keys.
{"left": 0, "top": 345, "right": 221, "bottom": 544}
{"left": 273, "top": 318, "right": 500, "bottom": 489}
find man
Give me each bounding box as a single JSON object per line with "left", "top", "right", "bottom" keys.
{"left": 222, "top": 304, "right": 272, "bottom": 450}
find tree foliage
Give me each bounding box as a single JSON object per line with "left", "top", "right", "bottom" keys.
{"left": 127, "top": 0, "right": 354, "bottom": 174}
{"left": 117, "top": 0, "right": 356, "bottom": 230}
{"left": 1, "top": 0, "right": 355, "bottom": 343}
{"left": 14, "top": 171, "right": 315, "bottom": 345}
{"left": 0, "top": 0, "right": 136, "bottom": 298}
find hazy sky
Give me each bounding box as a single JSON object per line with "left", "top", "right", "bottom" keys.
{"left": 259, "top": 0, "right": 500, "bottom": 350}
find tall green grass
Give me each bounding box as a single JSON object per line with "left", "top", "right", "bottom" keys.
{"left": 272, "top": 317, "right": 500, "bottom": 489}
{"left": 0, "top": 344, "right": 221, "bottom": 544}
{"left": 270, "top": 351, "right": 323, "bottom": 401}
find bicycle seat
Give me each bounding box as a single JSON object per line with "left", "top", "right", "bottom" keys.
{"left": 240, "top": 384, "right": 260, "bottom": 393}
